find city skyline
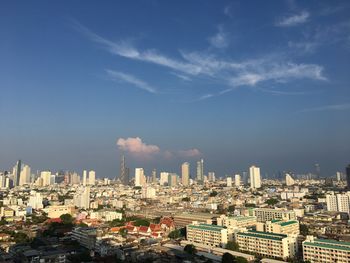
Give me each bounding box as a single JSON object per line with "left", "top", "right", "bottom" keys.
{"left": 1, "top": 1, "right": 350, "bottom": 177}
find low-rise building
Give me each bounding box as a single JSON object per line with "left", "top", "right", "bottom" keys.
{"left": 303, "top": 236, "right": 350, "bottom": 263}
{"left": 236, "top": 230, "right": 297, "bottom": 260}
{"left": 217, "top": 215, "right": 257, "bottom": 228}
{"left": 71, "top": 227, "right": 97, "bottom": 250}
{"left": 254, "top": 208, "right": 296, "bottom": 222}
{"left": 256, "top": 219, "right": 300, "bottom": 235}
{"left": 186, "top": 223, "right": 228, "bottom": 248}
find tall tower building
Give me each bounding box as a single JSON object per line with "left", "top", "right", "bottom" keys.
{"left": 315, "top": 163, "right": 321, "bottom": 178}
{"left": 181, "top": 162, "right": 190, "bottom": 186}
{"left": 120, "top": 155, "right": 129, "bottom": 185}
{"left": 196, "top": 159, "right": 204, "bottom": 184}
{"left": 285, "top": 173, "right": 295, "bottom": 186}
{"left": 135, "top": 168, "right": 146, "bottom": 187}
{"left": 88, "top": 170, "right": 96, "bottom": 185}
{"left": 249, "top": 165, "right": 261, "bottom": 189}
{"left": 40, "top": 171, "right": 51, "bottom": 186}
{"left": 152, "top": 169, "right": 157, "bottom": 183}
{"left": 82, "top": 170, "right": 87, "bottom": 186}
{"left": 13, "top": 160, "right": 22, "bottom": 187}
{"left": 235, "top": 174, "right": 241, "bottom": 186}
{"left": 19, "top": 165, "right": 31, "bottom": 186}
{"left": 346, "top": 164, "right": 350, "bottom": 189}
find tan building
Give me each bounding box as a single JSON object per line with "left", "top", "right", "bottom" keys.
{"left": 254, "top": 208, "right": 296, "bottom": 222}
{"left": 256, "top": 219, "right": 300, "bottom": 235}
{"left": 173, "top": 212, "right": 218, "bottom": 228}
{"left": 217, "top": 215, "right": 257, "bottom": 228}
{"left": 236, "top": 230, "right": 297, "bottom": 260}
{"left": 46, "top": 205, "right": 75, "bottom": 218}
{"left": 303, "top": 236, "right": 350, "bottom": 263}
{"left": 187, "top": 223, "right": 228, "bottom": 248}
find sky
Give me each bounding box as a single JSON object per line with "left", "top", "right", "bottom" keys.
{"left": 1, "top": 1, "right": 350, "bottom": 179}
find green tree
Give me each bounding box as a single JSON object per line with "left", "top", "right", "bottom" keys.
{"left": 60, "top": 213, "right": 74, "bottom": 224}
{"left": 209, "top": 191, "right": 218, "bottom": 197}
{"left": 119, "top": 228, "right": 128, "bottom": 237}
{"left": 226, "top": 241, "right": 239, "bottom": 251}
{"left": 300, "top": 224, "right": 309, "bottom": 236}
{"left": 222, "top": 253, "right": 235, "bottom": 263}
{"left": 13, "top": 232, "right": 29, "bottom": 244}
{"left": 134, "top": 219, "right": 150, "bottom": 227}
{"left": 265, "top": 198, "right": 279, "bottom": 206}
{"left": 168, "top": 229, "right": 181, "bottom": 239}
{"left": 184, "top": 244, "right": 197, "bottom": 255}
{"left": 182, "top": 197, "right": 190, "bottom": 202}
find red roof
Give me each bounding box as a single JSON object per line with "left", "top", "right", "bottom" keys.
{"left": 149, "top": 223, "right": 161, "bottom": 231}
{"left": 138, "top": 226, "right": 150, "bottom": 232}
{"left": 160, "top": 217, "right": 174, "bottom": 227}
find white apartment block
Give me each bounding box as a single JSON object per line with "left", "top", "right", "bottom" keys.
{"left": 326, "top": 192, "right": 350, "bottom": 213}
{"left": 217, "top": 215, "right": 257, "bottom": 228}
{"left": 236, "top": 230, "right": 298, "bottom": 260}
{"left": 303, "top": 236, "right": 350, "bottom": 263}
{"left": 256, "top": 219, "right": 300, "bottom": 235}
{"left": 186, "top": 223, "right": 228, "bottom": 248}
{"left": 254, "top": 208, "right": 296, "bottom": 222}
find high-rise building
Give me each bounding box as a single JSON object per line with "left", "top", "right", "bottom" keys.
{"left": 28, "top": 191, "right": 43, "bottom": 209}
{"left": 160, "top": 172, "right": 169, "bottom": 186}
{"left": 19, "top": 164, "right": 31, "bottom": 186}
{"left": 196, "top": 159, "right": 204, "bottom": 184}
{"left": 315, "top": 163, "right": 321, "bottom": 178}
{"left": 346, "top": 164, "right": 350, "bottom": 189}
{"left": 74, "top": 186, "right": 90, "bottom": 209}
{"left": 285, "top": 173, "right": 295, "bottom": 186}
{"left": 181, "top": 162, "right": 190, "bottom": 186}
{"left": 13, "top": 160, "right": 22, "bottom": 187}
{"left": 208, "top": 172, "right": 215, "bottom": 182}
{"left": 41, "top": 171, "right": 51, "bottom": 186}
{"left": 88, "top": 170, "right": 95, "bottom": 185}
{"left": 235, "top": 174, "right": 241, "bottom": 186}
{"left": 119, "top": 155, "right": 129, "bottom": 185}
{"left": 152, "top": 169, "right": 157, "bottom": 183}
{"left": 135, "top": 168, "right": 146, "bottom": 187}
{"left": 250, "top": 165, "right": 261, "bottom": 189}
{"left": 169, "top": 173, "right": 178, "bottom": 187}
{"left": 83, "top": 170, "right": 87, "bottom": 186}
{"left": 226, "top": 177, "right": 232, "bottom": 187}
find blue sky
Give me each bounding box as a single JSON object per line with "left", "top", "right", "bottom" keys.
{"left": 1, "top": 1, "right": 350, "bottom": 178}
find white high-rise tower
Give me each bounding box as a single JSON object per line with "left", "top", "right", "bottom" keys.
{"left": 249, "top": 165, "right": 261, "bottom": 189}
{"left": 181, "top": 162, "right": 190, "bottom": 186}
{"left": 88, "top": 170, "right": 96, "bottom": 185}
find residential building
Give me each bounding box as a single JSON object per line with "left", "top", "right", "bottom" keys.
{"left": 303, "top": 236, "right": 350, "bottom": 263}
{"left": 236, "top": 230, "right": 298, "bottom": 260}
{"left": 181, "top": 162, "right": 190, "bottom": 186}
{"left": 256, "top": 220, "right": 300, "bottom": 235}
{"left": 254, "top": 208, "right": 296, "bottom": 222}
{"left": 187, "top": 223, "right": 228, "bottom": 248}
{"left": 250, "top": 165, "right": 261, "bottom": 189}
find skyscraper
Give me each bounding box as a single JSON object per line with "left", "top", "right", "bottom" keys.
{"left": 83, "top": 170, "right": 87, "bottom": 186}
{"left": 152, "top": 169, "right": 157, "bottom": 183}
{"left": 235, "top": 174, "right": 241, "bottom": 186}
{"left": 196, "top": 159, "right": 204, "bottom": 184}
{"left": 88, "top": 170, "right": 96, "bottom": 185}
{"left": 315, "top": 163, "right": 321, "bottom": 178}
{"left": 135, "top": 168, "right": 146, "bottom": 187}
{"left": 249, "top": 165, "right": 261, "bottom": 189}
{"left": 181, "top": 162, "right": 190, "bottom": 186}
{"left": 346, "top": 164, "right": 350, "bottom": 189}
{"left": 13, "top": 160, "right": 21, "bottom": 187}
{"left": 119, "top": 155, "right": 129, "bottom": 185}
{"left": 19, "top": 164, "right": 31, "bottom": 186}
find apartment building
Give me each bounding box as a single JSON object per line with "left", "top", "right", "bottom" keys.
{"left": 254, "top": 208, "right": 296, "bottom": 222}
{"left": 236, "top": 230, "right": 298, "bottom": 260}
{"left": 256, "top": 219, "right": 300, "bottom": 235}
{"left": 303, "top": 236, "right": 350, "bottom": 263}
{"left": 217, "top": 215, "right": 257, "bottom": 228}
{"left": 186, "top": 223, "right": 228, "bottom": 248}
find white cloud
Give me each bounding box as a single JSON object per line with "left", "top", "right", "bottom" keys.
{"left": 106, "top": 70, "right": 157, "bottom": 93}
{"left": 208, "top": 26, "right": 229, "bottom": 48}
{"left": 117, "top": 137, "right": 160, "bottom": 158}
{"left": 76, "top": 21, "right": 327, "bottom": 101}
{"left": 277, "top": 11, "right": 310, "bottom": 27}
{"left": 300, "top": 103, "right": 350, "bottom": 113}
{"left": 178, "top": 148, "right": 202, "bottom": 157}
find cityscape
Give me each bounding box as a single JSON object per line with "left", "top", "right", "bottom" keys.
{"left": 1, "top": 1, "right": 350, "bottom": 263}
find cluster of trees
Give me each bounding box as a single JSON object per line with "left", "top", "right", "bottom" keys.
{"left": 222, "top": 253, "right": 248, "bottom": 263}
{"left": 168, "top": 227, "right": 186, "bottom": 239}
{"left": 265, "top": 198, "right": 279, "bottom": 206}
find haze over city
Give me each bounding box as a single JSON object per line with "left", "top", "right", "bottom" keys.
{"left": 1, "top": 1, "right": 350, "bottom": 177}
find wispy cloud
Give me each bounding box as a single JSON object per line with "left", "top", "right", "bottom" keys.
{"left": 299, "top": 103, "right": 350, "bottom": 113}
{"left": 277, "top": 11, "right": 310, "bottom": 27}
{"left": 75, "top": 21, "right": 326, "bottom": 100}
{"left": 106, "top": 70, "right": 157, "bottom": 93}
{"left": 208, "top": 26, "right": 229, "bottom": 49}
